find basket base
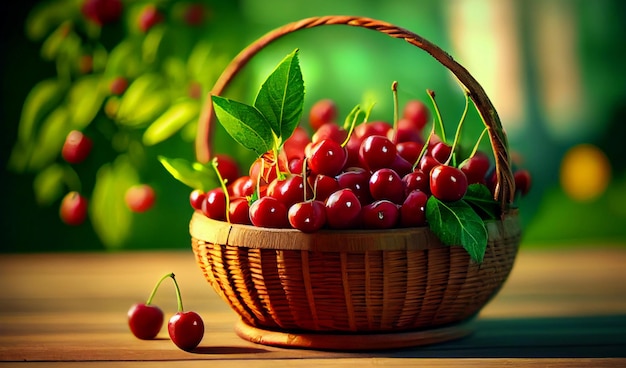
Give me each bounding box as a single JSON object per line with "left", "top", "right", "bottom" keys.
{"left": 235, "top": 319, "right": 475, "bottom": 351}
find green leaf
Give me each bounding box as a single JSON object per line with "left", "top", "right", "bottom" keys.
{"left": 105, "top": 40, "right": 142, "bottom": 77}
{"left": 254, "top": 49, "right": 304, "bottom": 143}
{"left": 90, "top": 156, "right": 137, "bottom": 249}
{"left": 426, "top": 196, "right": 488, "bottom": 263}
{"left": 143, "top": 99, "right": 199, "bottom": 146}
{"left": 464, "top": 183, "right": 500, "bottom": 220}
{"left": 212, "top": 96, "right": 273, "bottom": 156}
{"left": 17, "top": 79, "right": 66, "bottom": 145}
{"left": 25, "top": 0, "right": 75, "bottom": 40}
{"left": 67, "top": 75, "right": 106, "bottom": 130}
{"left": 158, "top": 156, "right": 217, "bottom": 192}
{"left": 27, "top": 106, "right": 71, "bottom": 171}
{"left": 116, "top": 74, "right": 169, "bottom": 127}
{"left": 33, "top": 164, "right": 65, "bottom": 206}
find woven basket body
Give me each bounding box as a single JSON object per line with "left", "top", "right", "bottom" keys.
{"left": 190, "top": 16, "right": 523, "bottom": 341}
{"left": 191, "top": 212, "right": 520, "bottom": 333}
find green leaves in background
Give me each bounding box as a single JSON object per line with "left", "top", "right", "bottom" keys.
{"left": 426, "top": 196, "right": 488, "bottom": 263}
{"left": 68, "top": 75, "right": 106, "bottom": 130}
{"left": 211, "top": 49, "right": 304, "bottom": 156}
{"left": 116, "top": 73, "right": 170, "bottom": 127}
{"left": 143, "top": 99, "right": 200, "bottom": 146}
{"left": 158, "top": 156, "right": 217, "bottom": 192}
{"left": 90, "top": 156, "right": 137, "bottom": 250}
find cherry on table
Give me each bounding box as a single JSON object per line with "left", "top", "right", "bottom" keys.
{"left": 128, "top": 273, "right": 173, "bottom": 340}
{"left": 167, "top": 274, "right": 204, "bottom": 351}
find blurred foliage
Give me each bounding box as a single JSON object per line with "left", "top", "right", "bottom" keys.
{"left": 2, "top": 0, "right": 626, "bottom": 252}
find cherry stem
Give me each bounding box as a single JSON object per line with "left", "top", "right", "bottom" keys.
{"left": 301, "top": 158, "right": 310, "bottom": 202}
{"left": 468, "top": 127, "right": 489, "bottom": 159}
{"left": 341, "top": 104, "right": 362, "bottom": 147}
{"left": 146, "top": 272, "right": 174, "bottom": 306}
{"left": 444, "top": 91, "right": 470, "bottom": 166}
{"left": 211, "top": 158, "right": 230, "bottom": 223}
{"left": 170, "top": 273, "right": 185, "bottom": 313}
{"left": 412, "top": 121, "right": 435, "bottom": 171}
{"left": 391, "top": 81, "right": 399, "bottom": 144}
{"left": 427, "top": 89, "right": 446, "bottom": 143}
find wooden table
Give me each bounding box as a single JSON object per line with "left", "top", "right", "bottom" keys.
{"left": 1, "top": 246, "right": 625, "bottom": 367}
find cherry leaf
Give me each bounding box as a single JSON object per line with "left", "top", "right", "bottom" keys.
{"left": 253, "top": 48, "right": 304, "bottom": 144}
{"left": 158, "top": 156, "right": 216, "bottom": 192}
{"left": 426, "top": 196, "right": 488, "bottom": 263}
{"left": 463, "top": 183, "right": 500, "bottom": 220}
{"left": 212, "top": 96, "right": 274, "bottom": 157}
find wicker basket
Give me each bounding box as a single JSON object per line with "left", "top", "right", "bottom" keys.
{"left": 190, "top": 16, "right": 521, "bottom": 350}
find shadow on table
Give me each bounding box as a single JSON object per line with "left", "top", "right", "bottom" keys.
{"left": 386, "top": 315, "right": 626, "bottom": 358}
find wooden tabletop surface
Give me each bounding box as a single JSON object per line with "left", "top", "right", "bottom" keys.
{"left": 1, "top": 245, "right": 625, "bottom": 367}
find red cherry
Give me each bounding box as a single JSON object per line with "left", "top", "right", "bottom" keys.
{"left": 283, "top": 126, "right": 311, "bottom": 161}
{"left": 168, "top": 311, "right": 204, "bottom": 351}
{"left": 81, "top": 0, "right": 123, "bottom": 25}
{"left": 324, "top": 189, "right": 362, "bottom": 229}
{"left": 229, "top": 176, "right": 254, "bottom": 198}
{"left": 336, "top": 168, "right": 372, "bottom": 205}
{"left": 403, "top": 169, "right": 430, "bottom": 195}
{"left": 138, "top": 4, "right": 164, "bottom": 32}
{"left": 214, "top": 154, "right": 240, "bottom": 186}
{"left": 128, "top": 303, "right": 164, "bottom": 340}
{"left": 228, "top": 197, "right": 251, "bottom": 225}
{"left": 396, "top": 141, "right": 424, "bottom": 164}
{"left": 312, "top": 122, "right": 347, "bottom": 144}
{"left": 388, "top": 123, "right": 422, "bottom": 144}
{"left": 430, "top": 165, "right": 468, "bottom": 202}
{"left": 418, "top": 155, "right": 440, "bottom": 175}
{"left": 307, "top": 139, "right": 347, "bottom": 176}
{"left": 460, "top": 151, "right": 491, "bottom": 185}
{"left": 402, "top": 99, "right": 430, "bottom": 132}
{"left": 62, "top": 130, "right": 93, "bottom": 164}
{"left": 400, "top": 190, "right": 428, "bottom": 227}
{"left": 309, "top": 99, "right": 338, "bottom": 131}
{"left": 201, "top": 188, "right": 226, "bottom": 220}
{"left": 125, "top": 184, "right": 156, "bottom": 213}
{"left": 183, "top": 3, "right": 206, "bottom": 26}
{"left": 389, "top": 154, "right": 413, "bottom": 178}
{"left": 59, "top": 191, "right": 88, "bottom": 226}
{"left": 430, "top": 142, "right": 453, "bottom": 164}
{"left": 355, "top": 121, "right": 391, "bottom": 139}
{"left": 369, "top": 168, "right": 406, "bottom": 204}
{"left": 343, "top": 134, "right": 363, "bottom": 169}
{"left": 266, "top": 175, "right": 308, "bottom": 209}
{"left": 360, "top": 200, "right": 399, "bottom": 229}
{"left": 309, "top": 174, "right": 340, "bottom": 202}
{"left": 359, "top": 135, "right": 396, "bottom": 171}
{"left": 189, "top": 189, "right": 206, "bottom": 210}
{"left": 288, "top": 200, "right": 327, "bottom": 233}
{"left": 514, "top": 169, "right": 532, "bottom": 196}
{"left": 109, "top": 76, "right": 128, "bottom": 95}
{"left": 249, "top": 196, "right": 289, "bottom": 228}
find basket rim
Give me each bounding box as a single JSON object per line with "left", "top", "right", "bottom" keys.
{"left": 189, "top": 210, "right": 520, "bottom": 252}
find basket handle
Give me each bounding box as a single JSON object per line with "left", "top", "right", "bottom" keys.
{"left": 196, "top": 15, "right": 515, "bottom": 208}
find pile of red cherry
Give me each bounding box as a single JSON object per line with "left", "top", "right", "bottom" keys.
{"left": 190, "top": 98, "right": 531, "bottom": 233}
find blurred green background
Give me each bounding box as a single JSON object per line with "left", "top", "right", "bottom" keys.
{"left": 2, "top": 0, "right": 625, "bottom": 252}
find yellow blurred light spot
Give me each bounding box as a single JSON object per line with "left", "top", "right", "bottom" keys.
{"left": 560, "top": 144, "right": 611, "bottom": 202}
